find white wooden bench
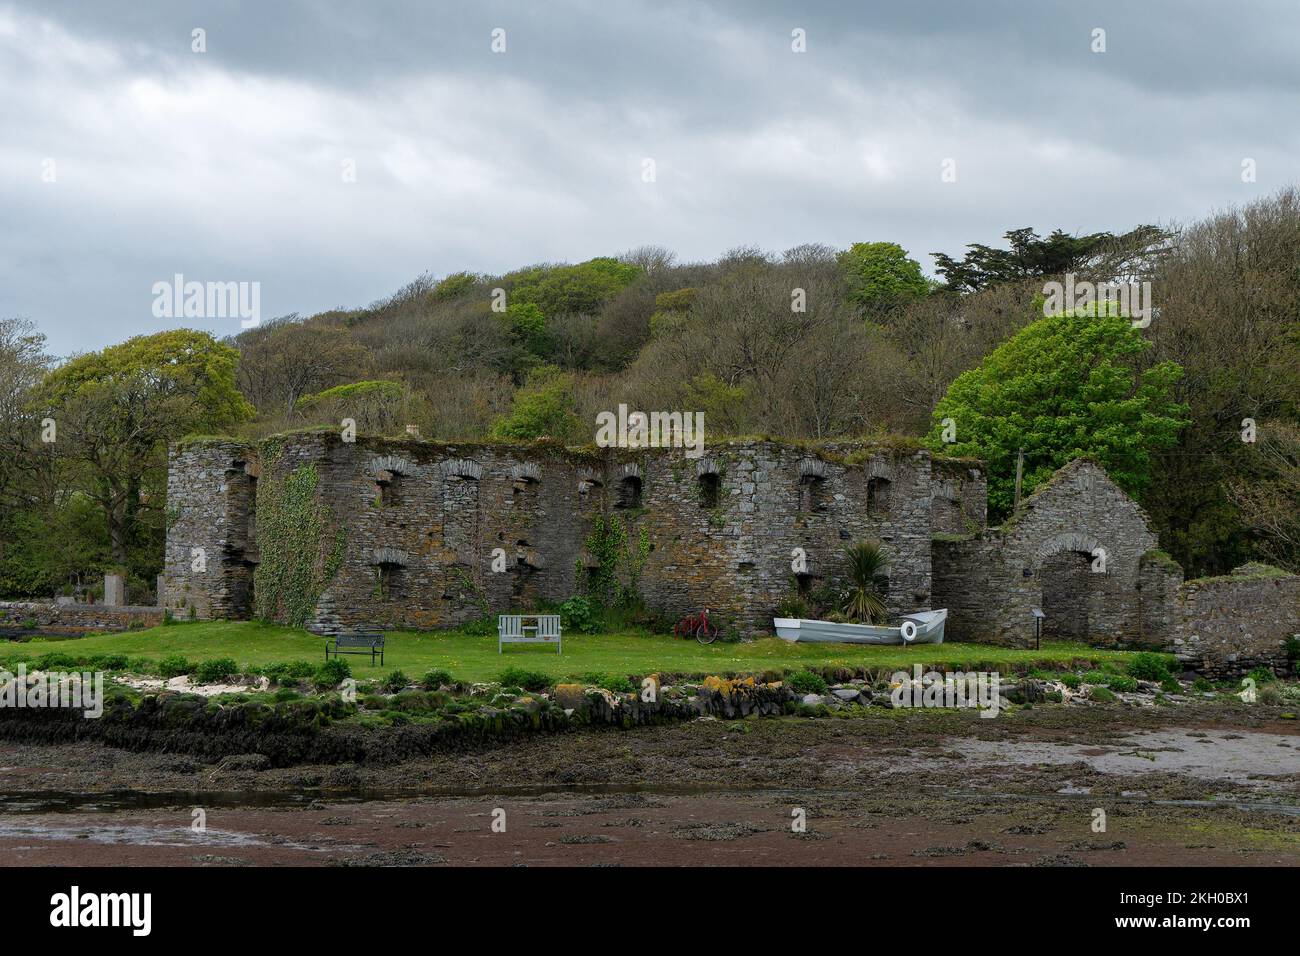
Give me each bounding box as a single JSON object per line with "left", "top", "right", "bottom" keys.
{"left": 498, "top": 613, "right": 562, "bottom": 655}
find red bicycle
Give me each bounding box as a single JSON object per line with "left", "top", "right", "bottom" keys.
{"left": 674, "top": 607, "right": 720, "bottom": 645}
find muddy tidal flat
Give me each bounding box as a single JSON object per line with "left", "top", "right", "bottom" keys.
{"left": 0, "top": 702, "right": 1296, "bottom": 866}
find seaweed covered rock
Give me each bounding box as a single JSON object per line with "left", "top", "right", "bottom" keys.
{"left": 553, "top": 683, "right": 588, "bottom": 713}
{"left": 694, "top": 675, "right": 790, "bottom": 719}
{"left": 0, "top": 670, "right": 796, "bottom": 767}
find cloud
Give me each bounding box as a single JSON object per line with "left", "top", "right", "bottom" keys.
{"left": 2, "top": 0, "right": 1297, "bottom": 355}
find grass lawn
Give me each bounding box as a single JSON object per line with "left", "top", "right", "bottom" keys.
{"left": 2, "top": 621, "right": 1144, "bottom": 683}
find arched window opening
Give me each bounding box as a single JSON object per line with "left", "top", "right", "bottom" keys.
{"left": 799, "top": 474, "right": 826, "bottom": 514}
{"left": 699, "top": 472, "right": 721, "bottom": 508}
{"left": 616, "top": 475, "right": 643, "bottom": 509}
{"left": 867, "top": 476, "right": 892, "bottom": 517}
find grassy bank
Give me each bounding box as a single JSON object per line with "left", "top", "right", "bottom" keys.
{"left": 2, "top": 620, "right": 1143, "bottom": 683}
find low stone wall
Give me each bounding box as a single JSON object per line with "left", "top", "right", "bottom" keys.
{"left": 1137, "top": 551, "right": 1183, "bottom": 644}
{"left": 1171, "top": 567, "right": 1300, "bottom": 678}
{"left": 0, "top": 602, "right": 163, "bottom": 635}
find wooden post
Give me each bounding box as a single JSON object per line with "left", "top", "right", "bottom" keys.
{"left": 1013, "top": 447, "right": 1024, "bottom": 511}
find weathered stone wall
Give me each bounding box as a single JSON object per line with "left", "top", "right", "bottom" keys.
{"left": 930, "top": 534, "right": 1008, "bottom": 643}
{"left": 930, "top": 458, "right": 987, "bottom": 535}
{"left": 165, "top": 438, "right": 1299, "bottom": 672}
{"left": 630, "top": 442, "right": 936, "bottom": 633}
{"left": 164, "top": 440, "right": 258, "bottom": 620}
{"left": 267, "top": 433, "right": 599, "bottom": 633}
{"left": 1170, "top": 566, "right": 1300, "bottom": 677}
{"left": 1137, "top": 550, "right": 1184, "bottom": 645}
{"left": 931, "top": 461, "right": 1300, "bottom": 669}
{"left": 932, "top": 460, "right": 1160, "bottom": 647}
{"left": 166, "top": 435, "right": 958, "bottom": 635}
{"left": 0, "top": 602, "right": 164, "bottom": 634}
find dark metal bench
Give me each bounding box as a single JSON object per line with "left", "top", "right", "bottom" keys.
{"left": 325, "top": 631, "right": 385, "bottom": 665}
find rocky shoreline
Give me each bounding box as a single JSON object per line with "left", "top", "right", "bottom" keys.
{"left": 1, "top": 657, "right": 1295, "bottom": 767}
{"left": 0, "top": 698, "right": 1295, "bottom": 867}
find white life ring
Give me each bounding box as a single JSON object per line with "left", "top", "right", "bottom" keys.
{"left": 900, "top": 620, "right": 918, "bottom": 643}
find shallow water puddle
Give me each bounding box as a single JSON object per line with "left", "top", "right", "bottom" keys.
{"left": 951, "top": 728, "right": 1300, "bottom": 784}
{"left": 0, "top": 820, "right": 337, "bottom": 851}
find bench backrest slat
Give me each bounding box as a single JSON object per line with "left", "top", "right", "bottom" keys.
{"left": 335, "top": 632, "right": 383, "bottom": 647}
{"left": 498, "top": 615, "right": 525, "bottom": 638}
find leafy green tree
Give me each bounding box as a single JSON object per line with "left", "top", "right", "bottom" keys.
{"left": 506, "top": 257, "right": 643, "bottom": 318}
{"left": 38, "top": 329, "right": 253, "bottom": 563}
{"left": 0, "top": 317, "right": 49, "bottom": 513}
{"left": 501, "top": 302, "right": 549, "bottom": 357}
{"left": 648, "top": 287, "right": 697, "bottom": 339}
{"left": 490, "top": 365, "right": 582, "bottom": 441}
{"left": 931, "top": 225, "right": 1166, "bottom": 293}
{"left": 294, "top": 379, "right": 420, "bottom": 434}
{"left": 653, "top": 288, "right": 697, "bottom": 313}
{"left": 925, "top": 305, "right": 1189, "bottom": 520}
{"left": 837, "top": 242, "right": 929, "bottom": 312}
{"left": 0, "top": 318, "right": 107, "bottom": 597}
{"left": 681, "top": 372, "right": 750, "bottom": 435}
{"left": 0, "top": 496, "right": 108, "bottom": 597}
{"left": 43, "top": 329, "right": 251, "bottom": 428}
{"left": 1142, "top": 188, "right": 1300, "bottom": 575}
{"left": 431, "top": 271, "right": 479, "bottom": 301}
{"left": 234, "top": 316, "right": 371, "bottom": 415}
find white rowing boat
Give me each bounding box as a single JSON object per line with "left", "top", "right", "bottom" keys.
{"left": 772, "top": 609, "right": 947, "bottom": 645}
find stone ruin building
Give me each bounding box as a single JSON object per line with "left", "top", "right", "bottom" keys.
{"left": 163, "top": 432, "right": 1298, "bottom": 675}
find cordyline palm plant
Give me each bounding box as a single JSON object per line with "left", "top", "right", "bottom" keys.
{"left": 841, "top": 539, "right": 889, "bottom": 624}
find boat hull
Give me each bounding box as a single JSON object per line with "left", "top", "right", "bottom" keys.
{"left": 773, "top": 609, "right": 946, "bottom": 645}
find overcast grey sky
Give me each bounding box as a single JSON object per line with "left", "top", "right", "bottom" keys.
{"left": 2, "top": 0, "right": 1296, "bottom": 357}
